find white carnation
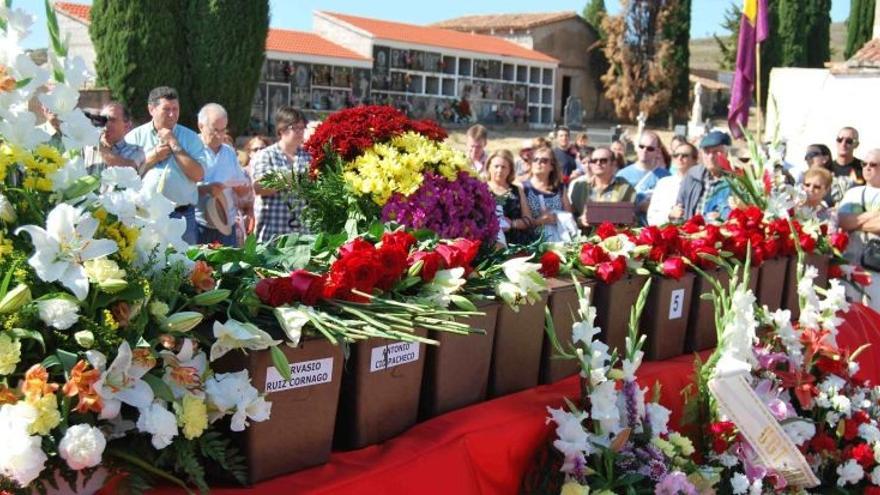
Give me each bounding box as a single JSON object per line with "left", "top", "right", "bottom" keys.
{"left": 872, "top": 465, "right": 880, "bottom": 486}
{"left": 136, "top": 403, "right": 178, "bottom": 450}
{"left": 37, "top": 298, "right": 80, "bottom": 330}
{"left": 58, "top": 423, "right": 105, "bottom": 470}
{"left": 831, "top": 394, "right": 852, "bottom": 416}
{"left": 860, "top": 423, "right": 880, "bottom": 444}
{"left": 837, "top": 459, "right": 864, "bottom": 486}
{"left": 782, "top": 419, "right": 816, "bottom": 446}
{"left": 0, "top": 402, "right": 47, "bottom": 487}
{"left": 730, "top": 472, "right": 749, "bottom": 494}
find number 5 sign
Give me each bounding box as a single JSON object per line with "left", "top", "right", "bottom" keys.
{"left": 668, "top": 288, "right": 685, "bottom": 320}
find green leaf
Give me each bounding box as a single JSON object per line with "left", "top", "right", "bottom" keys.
{"left": 143, "top": 373, "right": 175, "bottom": 403}
{"left": 270, "top": 345, "right": 292, "bottom": 381}
{"left": 41, "top": 354, "right": 62, "bottom": 370}
{"left": 10, "top": 327, "right": 45, "bottom": 353}
{"left": 0, "top": 259, "right": 20, "bottom": 301}
{"left": 56, "top": 349, "right": 79, "bottom": 373}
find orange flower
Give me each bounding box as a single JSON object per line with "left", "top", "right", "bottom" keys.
{"left": 62, "top": 360, "right": 103, "bottom": 414}
{"left": 22, "top": 364, "right": 58, "bottom": 401}
{"left": 0, "top": 385, "right": 18, "bottom": 405}
{"left": 189, "top": 261, "right": 215, "bottom": 293}
{"left": 0, "top": 65, "right": 15, "bottom": 92}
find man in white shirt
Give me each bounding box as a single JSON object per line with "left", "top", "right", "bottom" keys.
{"left": 195, "top": 103, "right": 249, "bottom": 246}
{"left": 648, "top": 142, "right": 698, "bottom": 225}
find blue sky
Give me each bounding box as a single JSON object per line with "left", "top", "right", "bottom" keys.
{"left": 21, "top": 0, "right": 850, "bottom": 49}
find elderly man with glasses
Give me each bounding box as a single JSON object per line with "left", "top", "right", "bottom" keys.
{"left": 569, "top": 146, "right": 635, "bottom": 228}
{"left": 671, "top": 131, "right": 732, "bottom": 223}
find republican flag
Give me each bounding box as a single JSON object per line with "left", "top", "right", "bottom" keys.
{"left": 727, "top": 0, "right": 770, "bottom": 139}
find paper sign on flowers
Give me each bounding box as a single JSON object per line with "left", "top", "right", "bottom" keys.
{"left": 709, "top": 366, "right": 820, "bottom": 488}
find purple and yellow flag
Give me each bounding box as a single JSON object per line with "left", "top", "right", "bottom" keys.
{"left": 727, "top": 0, "right": 770, "bottom": 139}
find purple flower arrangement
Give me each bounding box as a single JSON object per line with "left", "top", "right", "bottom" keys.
{"left": 381, "top": 171, "right": 500, "bottom": 244}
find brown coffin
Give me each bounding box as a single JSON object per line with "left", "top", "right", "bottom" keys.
{"left": 685, "top": 267, "right": 728, "bottom": 352}
{"left": 420, "top": 302, "right": 500, "bottom": 419}
{"left": 540, "top": 278, "right": 595, "bottom": 384}
{"left": 488, "top": 293, "right": 550, "bottom": 398}
{"left": 584, "top": 201, "right": 637, "bottom": 226}
{"left": 214, "top": 338, "right": 344, "bottom": 483}
{"left": 594, "top": 275, "right": 650, "bottom": 356}
{"left": 782, "top": 253, "right": 831, "bottom": 320}
{"left": 643, "top": 273, "right": 695, "bottom": 361}
{"left": 756, "top": 257, "right": 788, "bottom": 312}
{"left": 335, "top": 330, "right": 428, "bottom": 450}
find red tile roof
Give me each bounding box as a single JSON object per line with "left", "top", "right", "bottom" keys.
{"left": 266, "top": 29, "right": 370, "bottom": 61}
{"left": 321, "top": 11, "right": 558, "bottom": 64}
{"left": 55, "top": 1, "right": 90, "bottom": 23}
{"left": 432, "top": 12, "right": 579, "bottom": 32}
{"left": 53, "top": 2, "right": 369, "bottom": 63}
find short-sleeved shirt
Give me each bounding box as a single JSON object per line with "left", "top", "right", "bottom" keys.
{"left": 195, "top": 143, "right": 249, "bottom": 228}
{"left": 839, "top": 185, "right": 880, "bottom": 264}
{"left": 125, "top": 123, "right": 207, "bottom": 207}
{"left": 616, "top": 163, "right": 671, "bottom": 204}
{"left": 646, "top": 174, "right": 683, "bottom": 226}
{"left": 252, "top": 143, "right": 310, "bottom": 242}
{"left": 83, "top": 140, "right": 146, "bottom": 176}
{"left": 569, "top": 176, "right": 635, "bottom": 219}
{"left": 828, "top": 158, "right": 865, "bottom": 206}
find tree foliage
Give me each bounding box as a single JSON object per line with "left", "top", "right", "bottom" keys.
{"left": 90, "top": 0, "right": 269, "bottom": 132}
{"left": 713, "top": 2, "right": 742, "bottom": 71}
{"left": 583, "top": 0, "right": 607, "bottom": 39}
{"left": 601, "top": 0, "right": 681, "bottom": 122}
{"left": 583, "top": 0, "right": 610, "bottom": 117}
{"left": 845, "top": 0, "right": 876, "bottom": 59}
{"left": 662, "top": 0, "right": 691, "bottom": 118}
{"left": 90, "top": 0, "right": 189, "bottom": 125}
{"left": 186, "top": 0, "right": 269, "bottom": 134}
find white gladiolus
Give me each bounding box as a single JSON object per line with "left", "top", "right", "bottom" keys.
{"left": 546, "top": 407, "right": 592, "bottom": 473}
{"left": 58, "top": 424, "right": 106, "bottom": 470}
{"left": 205, "top": 370, "right": 271, "bottom": 432}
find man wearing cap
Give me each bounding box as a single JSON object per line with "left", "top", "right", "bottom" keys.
{"left": 195, "top": 103, "right": 248, "bottom": 246}
{"left": 125, "top": 86, "right": 206, "bottom": 244}
{"left": 671, "top": 130, "right": 733, "bottom": 222}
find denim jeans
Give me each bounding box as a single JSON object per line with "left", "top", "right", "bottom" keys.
{"left": 170, "top": 205, "right": 198, "bottom": 245}
{"left": 197, "top": 224, "right": 237, "bottom": 247}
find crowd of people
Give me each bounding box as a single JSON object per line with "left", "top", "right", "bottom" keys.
{"left": 62, "top": 88, "right": 880, "bottom": 308}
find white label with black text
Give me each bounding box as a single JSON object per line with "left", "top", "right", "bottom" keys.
{"left": 264, "top": 357, "right": 333, "bottom": 394}
{"left": 668, "top": 289, "right": 685, "bottom": 320}
{"left": 370, "top": 342, "right": 420, "bottom": 373}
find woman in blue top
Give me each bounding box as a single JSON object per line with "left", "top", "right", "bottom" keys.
{"left": 522, "top": 143, "right": 572, "bottom": 238}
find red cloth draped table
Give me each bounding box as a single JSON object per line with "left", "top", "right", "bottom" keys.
{"left": 135, "top": 304, "right": 880, "bottom": 495}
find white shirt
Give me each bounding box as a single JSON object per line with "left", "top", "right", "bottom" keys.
{"left": 647, "top": 174, "right": 683, "bottom": 226}
{"left": 195, "top": 143, "right": 248, "bottom": 227}
{"left": 839, "top": 184, "right": 880, "bottom": 265}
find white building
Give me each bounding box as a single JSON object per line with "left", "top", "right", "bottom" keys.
{"left": 54, "top": 2, "right": 560, "bottom": 130}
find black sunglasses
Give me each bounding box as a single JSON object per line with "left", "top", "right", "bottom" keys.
{"left": 672, "top": 153, "right": 695, "bottom": 159}
{"left": 804, "top": 151, "right": 828, "bottom": 161}
{"left": 638, "top": 144, "right": 656, "bottom": 152}
{"left": 532, "top": 157, "right": 551, "bottom": 164}
{"left": 837, "top": 137, "right": 856, "bottom": 145}
{"left": 589, "top": 157, "right": 611, "bottom": 164}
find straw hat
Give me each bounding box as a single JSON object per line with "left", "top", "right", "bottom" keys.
{"left": 205, "top": 193, "right": 233, "bottom": 236}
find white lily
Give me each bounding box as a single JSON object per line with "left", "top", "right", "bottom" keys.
{"left": 10, "top": 53, "right": 49, "bottom": 99}
{"left": 209, "top": 319, "right": 280, "bottom": 362}
{"left": 159, "top": 339, "right": 208, "bottom": 399}
{"left": 101, "top": 166, "right": 142, "bottom": 191}
{"left": 0, "top": 191, "right": 16, "bottom": 223}
{"left": 92, "top": 342, "right": 155, "bottom": 419}
{"left": 273, "top": 305, "right": 311, "bottom": 346}
{"left": 420, "top": 268, "right": 466, "bottom": 308}
{"left": 204, "top": 370, "right": 272, "bottom": 431}
{"left": 60, "top": 55, "right": 91, "bottom": 89}
{"left": 60, "top": 109, "right": 100, "bottom": 150}
{"left": 495, "top": 256, "right": 547, "bottom": 308}
{"left": 16, "top": 203, "right": 118, "bottom": 300}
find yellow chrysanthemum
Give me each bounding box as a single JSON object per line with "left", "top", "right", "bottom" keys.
{"left": 33, "top": 144, "right": 63, "bottom": 166}
{"left": 93, "top": 207, "right": 108, "bottom": 224}
{"left": 179, "top": 393, "right": 208, "bottom": 440}
{"left": 0, "top": 236, "right": 12, "bottom": 257}
{"left": 29, "top": 394, "right": 61, "bottom": 435}
{"left": 102, "top": 309, "right": 119, "bottom": 331}
{"left": 0, "top": 333, "right": 21, "bottom": 375}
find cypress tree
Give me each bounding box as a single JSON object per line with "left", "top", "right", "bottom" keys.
{"left": 805, "top": 0, "right": 832, "bottom": 67}
{"left": 90, "top": 0, "right": 189, "bottom": 125}
{"left": 777, "top": 0, "right": 808, "bottom": 67}
{"left": 662, "top": 0, "right": 691, "bottom": 119}
{"left": 186, "top": 0, "right": 269, "bottom": 134}
{"left": 583, "top": 0, "right": 607, "bottom": 39}
{"left": 845, "top": 0, "right": 876, "bottom": 58}
{"left": 583, "top": 0, "right": 609, "bottom": 117}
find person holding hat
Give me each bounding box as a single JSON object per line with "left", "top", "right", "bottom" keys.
{"left": 671, "top": 130, "right": 733, "bottom": 222}
{"left": 195, "top": 103, "right": 249, "bottom": 246}
{"left": 514, "top": 138, "right": 533, "bottom": 180}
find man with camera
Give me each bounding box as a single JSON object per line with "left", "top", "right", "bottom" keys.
{"left": 125, "top": 86, "right": 207, "bottom": 245}
{"left": 83, "top": 102, "right": 145, "bottom": 175}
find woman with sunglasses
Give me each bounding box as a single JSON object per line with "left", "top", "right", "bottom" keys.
{"left": 570, "top": 147, "right": 635, "bottom": 227}
{"left": 797, "top": 167, "right": 833, "bottom": 224}
{"left": 521, "top": 144, "right": 572, "bottom": 239}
